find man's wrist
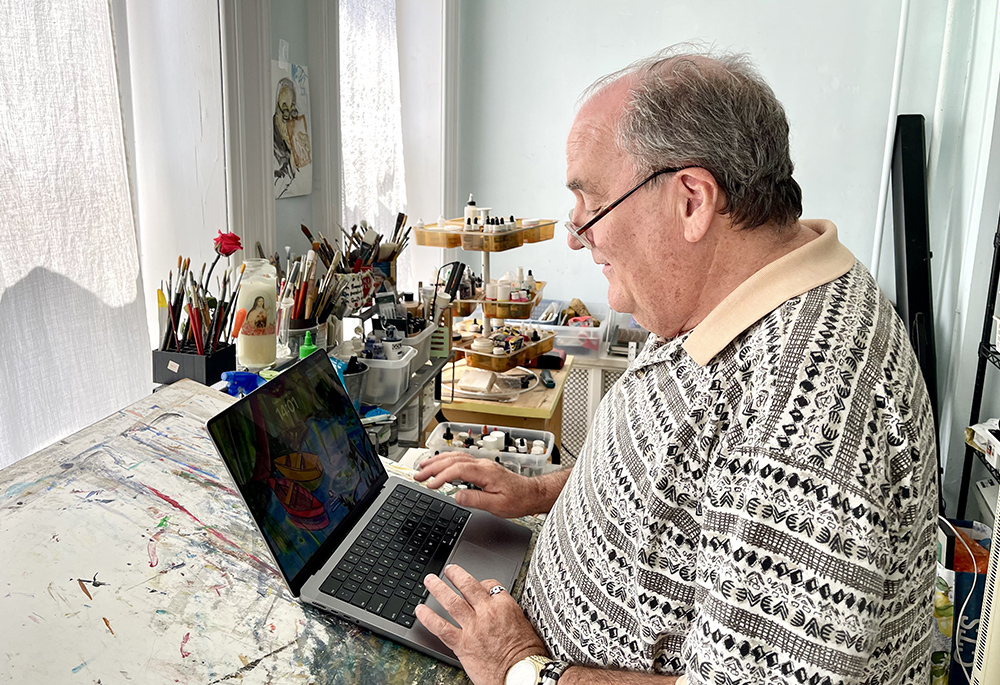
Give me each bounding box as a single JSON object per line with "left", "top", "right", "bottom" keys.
{"left": 529, "top": 468, "right": 571, "bottom": 514}
{"left": 504, "top": 652, "right": 569, "bottom": 685}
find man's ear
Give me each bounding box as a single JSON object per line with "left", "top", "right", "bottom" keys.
{"left": 675, "top": 168, "right": 722, "bottom": 243}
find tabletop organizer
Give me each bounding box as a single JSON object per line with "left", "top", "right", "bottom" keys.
{"left": 413, "top": 219, "right": 556, "bottom": 252}
{"left": 425, "top": 421, "right": 556, "bottom": 477}
{"left": 454, "top": 330, "right": 554, "bottom": 372}
{"left": 452, "top": 280, "right": 547, "bottom": 319}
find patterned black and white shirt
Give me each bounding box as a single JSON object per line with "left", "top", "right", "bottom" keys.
{"left": 522, "top": 221, "right": 938, "bottom": 685}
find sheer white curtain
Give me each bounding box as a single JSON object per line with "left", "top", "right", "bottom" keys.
{"left": 0, "top": 0, "right": 150, "bottom": 467}
{"left": 339, "top": 0, "right": 408, "bottom": 278}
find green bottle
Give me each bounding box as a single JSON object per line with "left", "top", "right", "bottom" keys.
{"left": 299, "top": 331, "right": 318, "bottom": 359}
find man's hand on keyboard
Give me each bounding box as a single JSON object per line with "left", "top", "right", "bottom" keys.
{"left": 414, "top": 452, "right": 544, "bottom": 519}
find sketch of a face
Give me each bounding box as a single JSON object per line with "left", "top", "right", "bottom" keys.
{"left": 275, "top": 80, "right": 296, "bottom": 145}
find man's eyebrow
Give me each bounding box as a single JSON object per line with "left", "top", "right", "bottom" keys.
{"left": 566, "top": 179, "right": 591, "bottom": 193}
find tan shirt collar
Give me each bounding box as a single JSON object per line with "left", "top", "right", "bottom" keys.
{"left": 681, "top": 219, "right": 856, "bottom": 366}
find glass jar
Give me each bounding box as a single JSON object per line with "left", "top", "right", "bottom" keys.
{"left": 235, "top": 258, "right": 277, "bottom": 371}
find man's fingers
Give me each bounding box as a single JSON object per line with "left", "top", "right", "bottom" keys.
{"left": 424, "top": 460, "right": 503, "bottom": 490}
{"left": 454, "top": 488, "right": 504, "bottom": 515}
{"left": 414, "top": 604, "right": 461, "bottom": 648}
{"left": 444, "top": 564, "right": 490, "bottom": 607}
{"left": 414, "top": 453, "right": 477, "bottom": 482}
{"left": 423, "top": 573, "right": 474, "bottom": 626}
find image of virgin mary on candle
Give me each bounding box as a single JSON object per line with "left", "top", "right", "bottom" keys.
{"left": 242, "top": 296, "right": 274, "bottom": 336}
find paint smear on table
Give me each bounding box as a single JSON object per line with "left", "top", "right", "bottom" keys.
{"left": 103, "top": 617, "right": 115, "bottom": 636}
{"left": 71, "top": 661, "right": 88, "bottom": 673}
{"left": 77, "top": 579, "right": 93, "bottom": 600}
{"left": 148, "top": 530, "right": 163, "bottom": 568}
{"left": 180, "top": 631, "right": 192, "bottom": 658}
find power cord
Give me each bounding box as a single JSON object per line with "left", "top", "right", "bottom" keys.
{"left": 939, "top": 515, "right": 978, "bottom": 683}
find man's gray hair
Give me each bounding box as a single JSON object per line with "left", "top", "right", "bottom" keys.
{"left": 585, "top": 45, "right": 802, "bottom": 230}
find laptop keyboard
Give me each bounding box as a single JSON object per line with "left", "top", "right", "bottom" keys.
{"left": 319, "top": 484, "right": 470, "bottom": 628}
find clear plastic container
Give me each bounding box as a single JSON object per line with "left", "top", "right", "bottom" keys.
{"left": 361, "top": 346, "right": 417, "bottom": 406}
{"left": 414, "top": 226, "right": 462, "bottom": 248}
{"left": 533, "top": 305, "right": 609, "bottom": 359}
{"left": 425, "top": 422, "right": 555, "bottom": 476}
{"left": 405, "top": 324, "right": 437, "bottom": 373}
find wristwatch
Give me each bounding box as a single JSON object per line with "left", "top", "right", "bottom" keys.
{"left": 504, "top": 654, "right": 570, "bottom": 685}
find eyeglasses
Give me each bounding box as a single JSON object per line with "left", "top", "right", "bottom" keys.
{"left": 564, "top": 166, "right": 692, "bottom": 250}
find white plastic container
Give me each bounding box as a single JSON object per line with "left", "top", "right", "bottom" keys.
{"left": 405, "top": 324, "right": 437, "bottom": 373}
{"left": 425, "top": 421, "right": 555, "bottom": 476}
{"left": 361, "top": 346, "right": 417, "bottom": 406}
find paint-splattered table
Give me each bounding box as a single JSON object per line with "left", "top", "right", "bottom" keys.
{"left": 0, "top": 379, "right": 541, "bottom": 683}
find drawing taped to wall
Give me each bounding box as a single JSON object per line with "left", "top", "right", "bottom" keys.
{"left": 272, "top": 61, "right": 313, "bottom": 199}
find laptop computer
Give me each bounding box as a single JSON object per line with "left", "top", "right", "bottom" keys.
{"left": 205, "top": 350, "right": 532, "bottom": 667}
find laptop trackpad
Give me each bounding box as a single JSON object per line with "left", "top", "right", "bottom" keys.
{"left": 409, "top": 541, "right": 525, "bottom": 659}
{"left": 449, "top": 540, "right": 520, "bottom": 587}
{"left": 423, "top": 541, "right": 521, "bottom": 621}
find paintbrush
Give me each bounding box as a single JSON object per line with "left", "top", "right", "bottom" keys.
{"left": 256, "top": 241, "right": 266, "bottom": 259}
{"left": 392, "top": 212, "right": 407, "bottom": 245}
{"left": 208, "top": 272, "right": 228, "bottom": 354}
{"left": 221, "top": 261, "right": 247, "bottom": 345}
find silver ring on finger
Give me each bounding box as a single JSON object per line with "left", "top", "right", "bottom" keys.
{"left": 488, "top": 585, "right": 507, "bottom": 597}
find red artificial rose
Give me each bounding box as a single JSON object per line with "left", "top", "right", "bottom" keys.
{"left": 214, "top": 230, "right": 243, "bottom": 257}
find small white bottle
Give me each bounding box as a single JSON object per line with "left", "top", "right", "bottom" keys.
{"left": 524, "top": 270, "right": 537, "bottom": 292}
{"left": 464, "top": 194, "right": 478, "bottom": 222}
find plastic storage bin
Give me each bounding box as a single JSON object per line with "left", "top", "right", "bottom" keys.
{"left": 413, "top": 226, "right": 462, "bottom": 248}
{"left": 527, "top": 305, "right": 608, "bottom": 359}
{"left": 405, "top": 324, "right": 437, "bottom": 373}
{"left": 361, "top": 346, "right": 417, "bottom": 406}
{"left": 460, "top": 230, "right": 524, "bottom": 252}
{"left": 425, "top": 422, "right": 555, "bottom": 476}
{"left": 459, "top": 331, "right": 554, "bottom": 372}
{"left": 521, "top": 220, "right": 556, "bottom": 243}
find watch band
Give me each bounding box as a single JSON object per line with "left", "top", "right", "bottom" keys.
{"left": 538, "top": 658, "right": 570, "bottom": 684}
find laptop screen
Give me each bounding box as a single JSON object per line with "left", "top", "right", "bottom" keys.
{"left": 207, "top": 351, "right": 386, "bottom": 590}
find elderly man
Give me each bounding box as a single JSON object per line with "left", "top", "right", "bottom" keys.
{"left": 414, "top": 47, "right": 937, "bottom": 685}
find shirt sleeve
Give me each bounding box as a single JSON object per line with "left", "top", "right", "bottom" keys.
{"left": 679, "top": 444, "right": 930, "bottom": 685}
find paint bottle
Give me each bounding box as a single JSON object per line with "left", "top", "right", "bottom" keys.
{"left": 464, "top": 194, "right": 478, "bottom": 222}
{"left": 524, "top": 270, "right": 536, "bottom": 292}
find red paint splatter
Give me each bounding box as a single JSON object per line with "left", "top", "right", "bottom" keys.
{"left": 145, "top": 486, "right": 277, "bottom": 576}
{"left": 78, "top": 579, "right": 93, "bottom": 600}
{"left": 147, "top": 530, "right": 163, "bottom": 568}
{"left": 180, "top": 631, "right": 191, "bottom": 658}
{"left": 269, "top": 623, "right": 275, "bottom": 632}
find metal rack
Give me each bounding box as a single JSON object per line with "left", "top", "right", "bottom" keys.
{"left": 957, "top": 218, "right": 1000, "bottom": 516}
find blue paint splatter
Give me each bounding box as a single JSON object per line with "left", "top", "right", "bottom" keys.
{"left": 71, "top": 660, "right": 88, "bottom": 673}
{"left": 2, "top": 478, "right": 47, "bottom": 499}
